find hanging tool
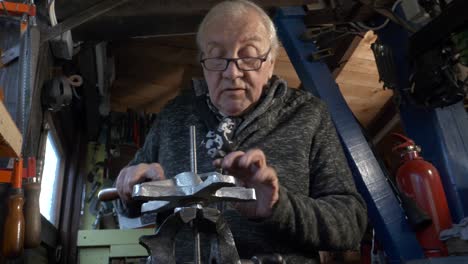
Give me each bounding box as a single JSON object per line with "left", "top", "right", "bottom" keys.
{"left": 0, "top": 44, "right": 20, "bottom": 67}
{"left": 23, "top": 157, "right": 41, "bottom": 248}
{"left": 2, "top": 159, "right": 25, "bottom": 258}
{"left": 392, "top": 133, "right": 452, "bottom": 257}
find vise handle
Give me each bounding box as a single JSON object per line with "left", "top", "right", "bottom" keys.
{"left": 98, "top": 187, "right": 119, "bottom": 201}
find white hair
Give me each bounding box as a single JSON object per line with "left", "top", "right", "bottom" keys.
{"left": 196, "top": 0, "right": 279, "bottom": 60}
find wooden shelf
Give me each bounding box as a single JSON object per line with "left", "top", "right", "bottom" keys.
{"left": 0, "top": 100, "right": 22, "bottom": 158}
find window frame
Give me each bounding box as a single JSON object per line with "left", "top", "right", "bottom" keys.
{"left": 39, "top": 112, "right": 66, "bottom": 228}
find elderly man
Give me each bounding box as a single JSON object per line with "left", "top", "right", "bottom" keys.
{"left": 116, "top": 0, "right": 367, "bottom": 263}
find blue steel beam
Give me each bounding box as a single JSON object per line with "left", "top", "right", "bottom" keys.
{"left": 274, "top": 7, "right": 425, "bottom": 263}
{"left": 377, "top": 20, "right": 468, "bottom": 223}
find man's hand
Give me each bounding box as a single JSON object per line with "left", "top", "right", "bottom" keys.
{"left": 213, "top": 149, "right": 279, "bottom": 219}
{"left": 115, "top": 163, "right": 165, "bottom": 203}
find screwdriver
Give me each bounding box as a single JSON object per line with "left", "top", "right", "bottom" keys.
{"left": 23, "top": 157, "right": 41, "bottom": 248}
{"left": 2, "top": 158, "right": 25, "bottom": 258}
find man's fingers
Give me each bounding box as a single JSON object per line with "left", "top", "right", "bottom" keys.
{"left": 221, "top": 151, "right": 245, "bottom": 170}
{"left": 142, "top": 163, "right": 165, "bottom": 181}
{"left": 238, "top": 149, "right": 266, "bottom": 170}
{"left": 116, "top": 163, "right": 165, "bottom": 202}
{"left": 116, "top": 167, "right": 128, "bottom": 201}
{"left": 213, "top": 158, "right": 222, "bottom": 168}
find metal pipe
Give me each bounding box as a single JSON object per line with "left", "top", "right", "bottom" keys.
{"left": 190, "top": 126, "right": 197, "bottom": 174}
{"left": 189, "top": 125, "right": 200, "bottom": 264}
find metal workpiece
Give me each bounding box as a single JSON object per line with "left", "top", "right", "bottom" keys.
{"left": 136, "top": 126, "right": 257, "bottom": 263}
{"left": 135, "top": 171, "right": 256, "bottom": 213}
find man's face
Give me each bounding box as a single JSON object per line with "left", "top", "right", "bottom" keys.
{"left": 200, "top": 11, "right": 275, "bottom": 116}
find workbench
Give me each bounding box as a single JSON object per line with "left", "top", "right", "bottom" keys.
{"left": 77, "top": 229, "right": 152, "bottom": 264}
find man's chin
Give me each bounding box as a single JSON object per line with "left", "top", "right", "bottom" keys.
{"left": 219, "top": 105, "right": 248, "bottom": 117}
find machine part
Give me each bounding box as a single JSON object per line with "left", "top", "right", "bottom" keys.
{"left": 308, "top": 48, "right": 334, "bottom": 61}
{"left": 50, "top": 30, "right": 73, "bottom": 60}
{"left": 392, "top": 133, "right": 452, "bottom": 257}
{"left": 251, "top": 254, "right": 285, "bottom": 264}
{"left": 140, "top": 207, "right": 241, "bottom": 264}
{"left": 300, "top": 25, "right": 336, "bottom": 42}
{"left": 95, "top": 42, "right": 108, "bottom": 96}
{"left": 42, "top": 76, "right": 73, "bottom": 112}
{"left": 67, "top": 74, "right": 83, "bottom": 87}
{"left": 410, "top": 47, "right": 465, "bottom": 108}
{"left": 359, "top": 0, "right": 417, "bottom": 33}
{"left": 400, "top": 0, "right": 430, "bottom": 25}
{"left": 371, "top": 39, "right": 398, "bottom": 89}
{"left": 48, "top": 0, "right": 74, "bottom": 60}
{"left": 135, "top": 171, "right": 256, "bottom": 213}
{"left": 86, "top": 181, "right": 102, "bottom": 202}
{"left": 409, "top": 0, "right": 468, "bottom": 58}
{"left": 275, "top": 7, "right": 425, "bottom": 262}
{"left": 97, "top": 187, "right": 119, "bottom": 201}
{"left": 0, "top": 44, "right": 19, "bottom": 66}
{"left": 41, "top": 0, "right": 131, "bottom": 44}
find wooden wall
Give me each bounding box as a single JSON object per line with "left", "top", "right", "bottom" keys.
{"left": 110, "top": 33, "right": 392, "bottom": 127}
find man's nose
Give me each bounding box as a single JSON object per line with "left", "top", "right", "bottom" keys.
{"left": 222, "top": 60, "right": 243, "bottom": 79}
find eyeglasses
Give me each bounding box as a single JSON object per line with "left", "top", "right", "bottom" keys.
{"left": 200, "top": 48, "right": 271, "bottom": 71}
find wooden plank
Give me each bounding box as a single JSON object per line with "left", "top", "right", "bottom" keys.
{"left": 274, "top": 60, "right": 300, "bottom": 88}
{"left": 78, "top": 247, "right": 110, "bottom": 264}
{"left": 336, "top": 70, "right": 381, "bottom": 88}
{"left": 109, "top": 244, "right": 148, "bottom": 257}
{"left": 58, "top": 0, "right": 317, "bottom": 19}
{"left": 340, "top": 57, "right": 379, "bottom": 75}
{"left": 0, "top": 100, "right": 22, "bottom": 157}
{"left": 77, "top": 229, "right": 154, "bottom": 246}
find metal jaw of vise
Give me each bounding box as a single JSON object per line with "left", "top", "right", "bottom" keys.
{"left": 132, "top": 126, "right": 257, "bottom": 264}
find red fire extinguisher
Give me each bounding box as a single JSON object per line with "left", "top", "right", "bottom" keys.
{"left": 392, "top": 133, "right": 452, "bottom": 257}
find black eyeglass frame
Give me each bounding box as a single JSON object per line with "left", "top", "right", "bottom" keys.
{"left": 199, "top": 47, "right": 271, "bottom": 72}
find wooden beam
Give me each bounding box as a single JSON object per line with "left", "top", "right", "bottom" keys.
{"left": 56, "top": 0, "right": 318, "bottom": 20}
{"left": 0, "top": 100, "right": 22, "bottom": 158}
{"left": 72, "top": 14, "right": 205, "bottom": 41}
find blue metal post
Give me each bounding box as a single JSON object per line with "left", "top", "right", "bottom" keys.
{"left": 274, "top": 7, "right": 425, "bottom": 263}
{"left": 377, "top": 21, "right": 468, "bottom": 223}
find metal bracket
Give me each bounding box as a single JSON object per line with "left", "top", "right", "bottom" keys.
{"left": 41, "top": 0, "right": 131, "bottom": 44}
{"left": 308, "top": 48, "right": 334, "bottom": 61}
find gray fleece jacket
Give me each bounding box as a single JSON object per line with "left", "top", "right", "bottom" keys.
{"left": 126, "top": 77, "right": 367, "bottom": 263}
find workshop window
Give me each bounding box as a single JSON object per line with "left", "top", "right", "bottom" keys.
{"left": 39, "top": 130, "right": 64, "bottom": 228}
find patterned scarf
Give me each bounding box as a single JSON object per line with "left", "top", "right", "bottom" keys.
{"left": 202, "top": 95, "right": 243, "bottom": 159}
{"left": 197, "top": 76, "right": 286, "bottom": 159}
